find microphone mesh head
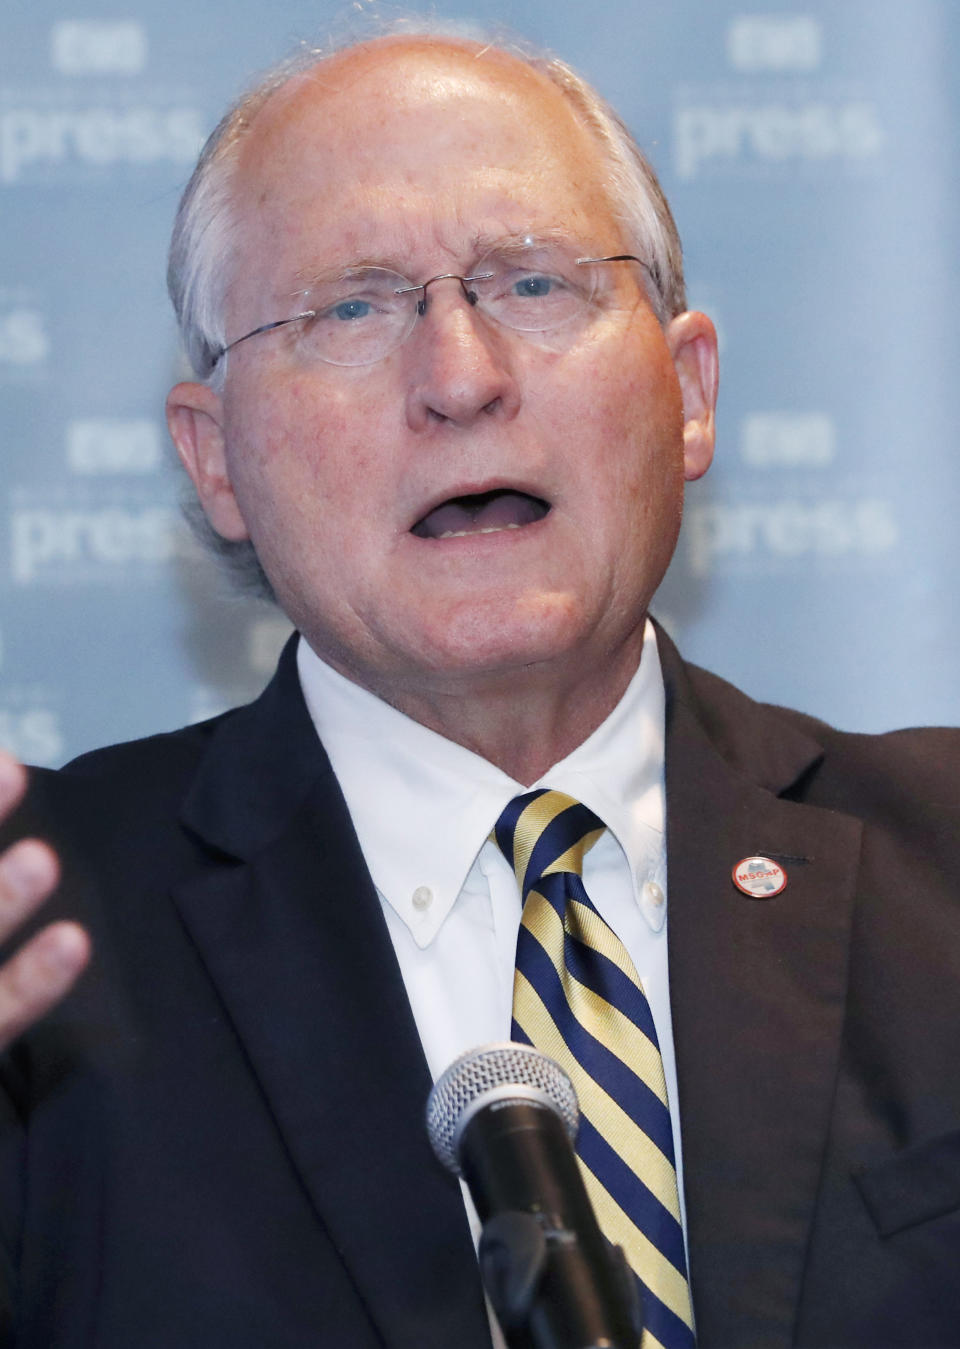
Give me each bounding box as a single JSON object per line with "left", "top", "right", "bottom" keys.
{"left": 426, "top": 1042, "right": 579, "bottom": 1175}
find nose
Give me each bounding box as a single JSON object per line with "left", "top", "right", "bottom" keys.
{"left": 404, "top": 283, "right": 521, "bottom": 431}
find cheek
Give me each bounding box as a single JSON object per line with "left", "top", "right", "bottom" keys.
{"left": 577, "top": 353, "right": 685, "bottom": 506}
{"left": 223, "top": 374, "right": 387, "bottom": 525}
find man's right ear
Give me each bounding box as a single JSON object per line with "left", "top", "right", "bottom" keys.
{"left": 166, "top": 382, "right": 250, "bottom": 541}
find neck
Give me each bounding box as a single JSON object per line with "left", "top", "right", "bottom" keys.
{"left": 354, "top": 637, "right": 646, "bottom": 785}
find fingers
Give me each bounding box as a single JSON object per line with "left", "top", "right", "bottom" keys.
{"left": 0, "top": 750, "right": 61, "bottom": 948}
{"left": 0, "top": 748, "right": 92, "bottom": 1051}
{"left": 0, "top": 748, "right": 27, "bottom": 821}
{"left": 0, "top": 839, "right": 60, "bottom": 944}
{"left": 0, "top": 922, "right": 91, "bottom": 1052}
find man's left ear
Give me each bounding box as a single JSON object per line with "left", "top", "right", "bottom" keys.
{"left": 667, "top": 311, "right": 719, "bottom": 482}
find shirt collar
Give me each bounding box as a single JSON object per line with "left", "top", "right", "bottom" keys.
{"left": 296, "top": 621, "right": 665, "bottom": 948}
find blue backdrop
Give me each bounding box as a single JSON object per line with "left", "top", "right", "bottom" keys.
{"left": 2, "top": 1, "right": 957, "bottom": 765}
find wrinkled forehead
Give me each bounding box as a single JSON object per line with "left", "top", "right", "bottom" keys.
{"left": 230, "top": 38, "right": 617, "bottom": 254}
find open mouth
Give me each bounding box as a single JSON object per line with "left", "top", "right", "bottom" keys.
{"left": 411, "top": 489, "right": 550, "bottom": 540}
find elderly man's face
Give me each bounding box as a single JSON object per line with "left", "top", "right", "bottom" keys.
{"left": 170, "top": 40, "right": 716, "bottom": 712}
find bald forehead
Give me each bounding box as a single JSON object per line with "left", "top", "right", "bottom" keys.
{"left": 298, "top": 34, "right": 555, "bottom": 95}
{"left": 240, "top": 37, "right": 603, "bottom": 176}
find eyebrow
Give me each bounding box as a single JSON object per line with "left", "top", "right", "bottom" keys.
{"left": 288, "top": 229, "right": 588, "bottom": 293}
{"left": 288, "top": 259, "right": 393, "bottom": 294}
{"left": 469, "top": 227, "right": 576, "bottom": 256}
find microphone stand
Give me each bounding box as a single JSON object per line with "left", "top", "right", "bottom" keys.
{"left": 465, "top": 1099, "right": 642, "bottom": 1349}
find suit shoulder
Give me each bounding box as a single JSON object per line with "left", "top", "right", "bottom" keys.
{"left": 61, "top": 710, "right": 238, "bottom": 783}
{"left": 14, "top": 710, "right": 240, "bottom": 839}
{"left": 782, "top": 713, "right": 960, "bottom": 831}
{"left": 677, "top": 655, "right": 960, "bottom": 818}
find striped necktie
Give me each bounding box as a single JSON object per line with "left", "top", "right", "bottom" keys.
{"left": 495, "top": 788, "right": 695, "bottom": 1349}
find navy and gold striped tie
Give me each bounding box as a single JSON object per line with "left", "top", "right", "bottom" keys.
{"left": 495, "top": 788, "right": 695, "bottom": 1349}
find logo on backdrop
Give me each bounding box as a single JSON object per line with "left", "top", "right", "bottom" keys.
{"left": 2, "top": 419, "right": 178, "bottom": 583}
{"left": 50, "top": 21, "right": 147, "bottom": 76}
{"left": 683, "top": 408, "right": 898, "bottom": 575}
{"left": 0, "top": 293, "right": 49, "bottom": 375}
{"left": 726, "top": 15, "right": 821, "bottom": 71}
{"left": 66, "top": 419, "right": 162, "bottom": 475}
{"left": 682, "top": 407, "right": 900, "bottom": 577}
{"left": 673, "top": 14, "right": 884, "bottom": 180}
{"left": 6, "top": 482, "right": 194, "bottom": 586}
{"left": 739, "top": 412, "right": 835, "bottom": 468}
{"left": 685, "top": 497, "right": 899, "bottom": 577}
{"left": 0, "top": 21, "right": 204, "bottom": 184}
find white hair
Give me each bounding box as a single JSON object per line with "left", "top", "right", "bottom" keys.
{"left": 167, "top": 19, "right": 688, "bottom": 598}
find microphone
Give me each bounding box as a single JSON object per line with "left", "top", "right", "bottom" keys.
{"left": 426, "top": 1043, "right": 641, "bottom": 1349}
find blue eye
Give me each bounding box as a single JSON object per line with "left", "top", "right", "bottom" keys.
{"left": 514, "top": 275, "right": 553, "bottom": 298}
{"left": 332, "top": 298, "right": 372, "bottom": 321}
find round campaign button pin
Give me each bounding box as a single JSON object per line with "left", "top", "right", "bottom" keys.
{"left": 732, "top": 856, "right": 787, "bottom": 899}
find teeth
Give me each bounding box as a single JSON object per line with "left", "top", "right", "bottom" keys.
{"left": 436, "top": 523, "right": 523, "bottom": 540}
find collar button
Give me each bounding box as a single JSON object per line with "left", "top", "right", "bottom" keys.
{"left": 412, "top": 885, "right": 434, "bottom": 912}
{"left": 643, "top": 880, "right": 665, "bottom": 908}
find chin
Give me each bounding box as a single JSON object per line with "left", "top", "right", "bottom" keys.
{"left": 407, "top": 602, "right": 589, "bottom": 681}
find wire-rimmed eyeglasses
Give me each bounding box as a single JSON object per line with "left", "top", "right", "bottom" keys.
{"left": 209, "top": 245, "right": 649, "bottom": 372}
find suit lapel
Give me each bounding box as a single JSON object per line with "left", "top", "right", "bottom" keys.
{"left": 171, "top": 640, "right": 490, "bottom": 1349}
{"left": 659, "top": 635, "right": 861, "bottom": 1348}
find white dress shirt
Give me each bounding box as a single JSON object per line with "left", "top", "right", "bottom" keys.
{"left": 296, "top": 621, "right": 689, "bottom": 1313}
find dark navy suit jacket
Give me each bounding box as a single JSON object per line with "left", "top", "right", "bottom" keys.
{"left": 1, "top": 629, "right": 959, "bottom": 1347}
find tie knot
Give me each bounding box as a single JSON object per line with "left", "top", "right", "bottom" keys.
{"left": 494, "top": 789, "right": 605, "bottom": 900}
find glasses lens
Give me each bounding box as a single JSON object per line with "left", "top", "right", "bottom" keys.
{"left": 295, "top": 268, "right": 416, "bottom": 366}
{"left": 471, "top": 245, "right": 600, "bottom": 333}
{"left": 276, "top": 249, "right": 642, "bottom": 366}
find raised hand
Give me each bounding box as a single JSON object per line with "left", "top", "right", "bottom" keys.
{"left": 0, "top": 750, "right": 90, "bottom": 1052}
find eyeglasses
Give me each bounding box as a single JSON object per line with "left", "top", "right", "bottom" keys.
{"left": 210, "top": 244, "right": 649, "bottom": 371}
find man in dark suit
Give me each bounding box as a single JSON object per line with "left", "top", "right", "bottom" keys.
{"left": 0, "top": 27, "right": 958, "bottom": 1349}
